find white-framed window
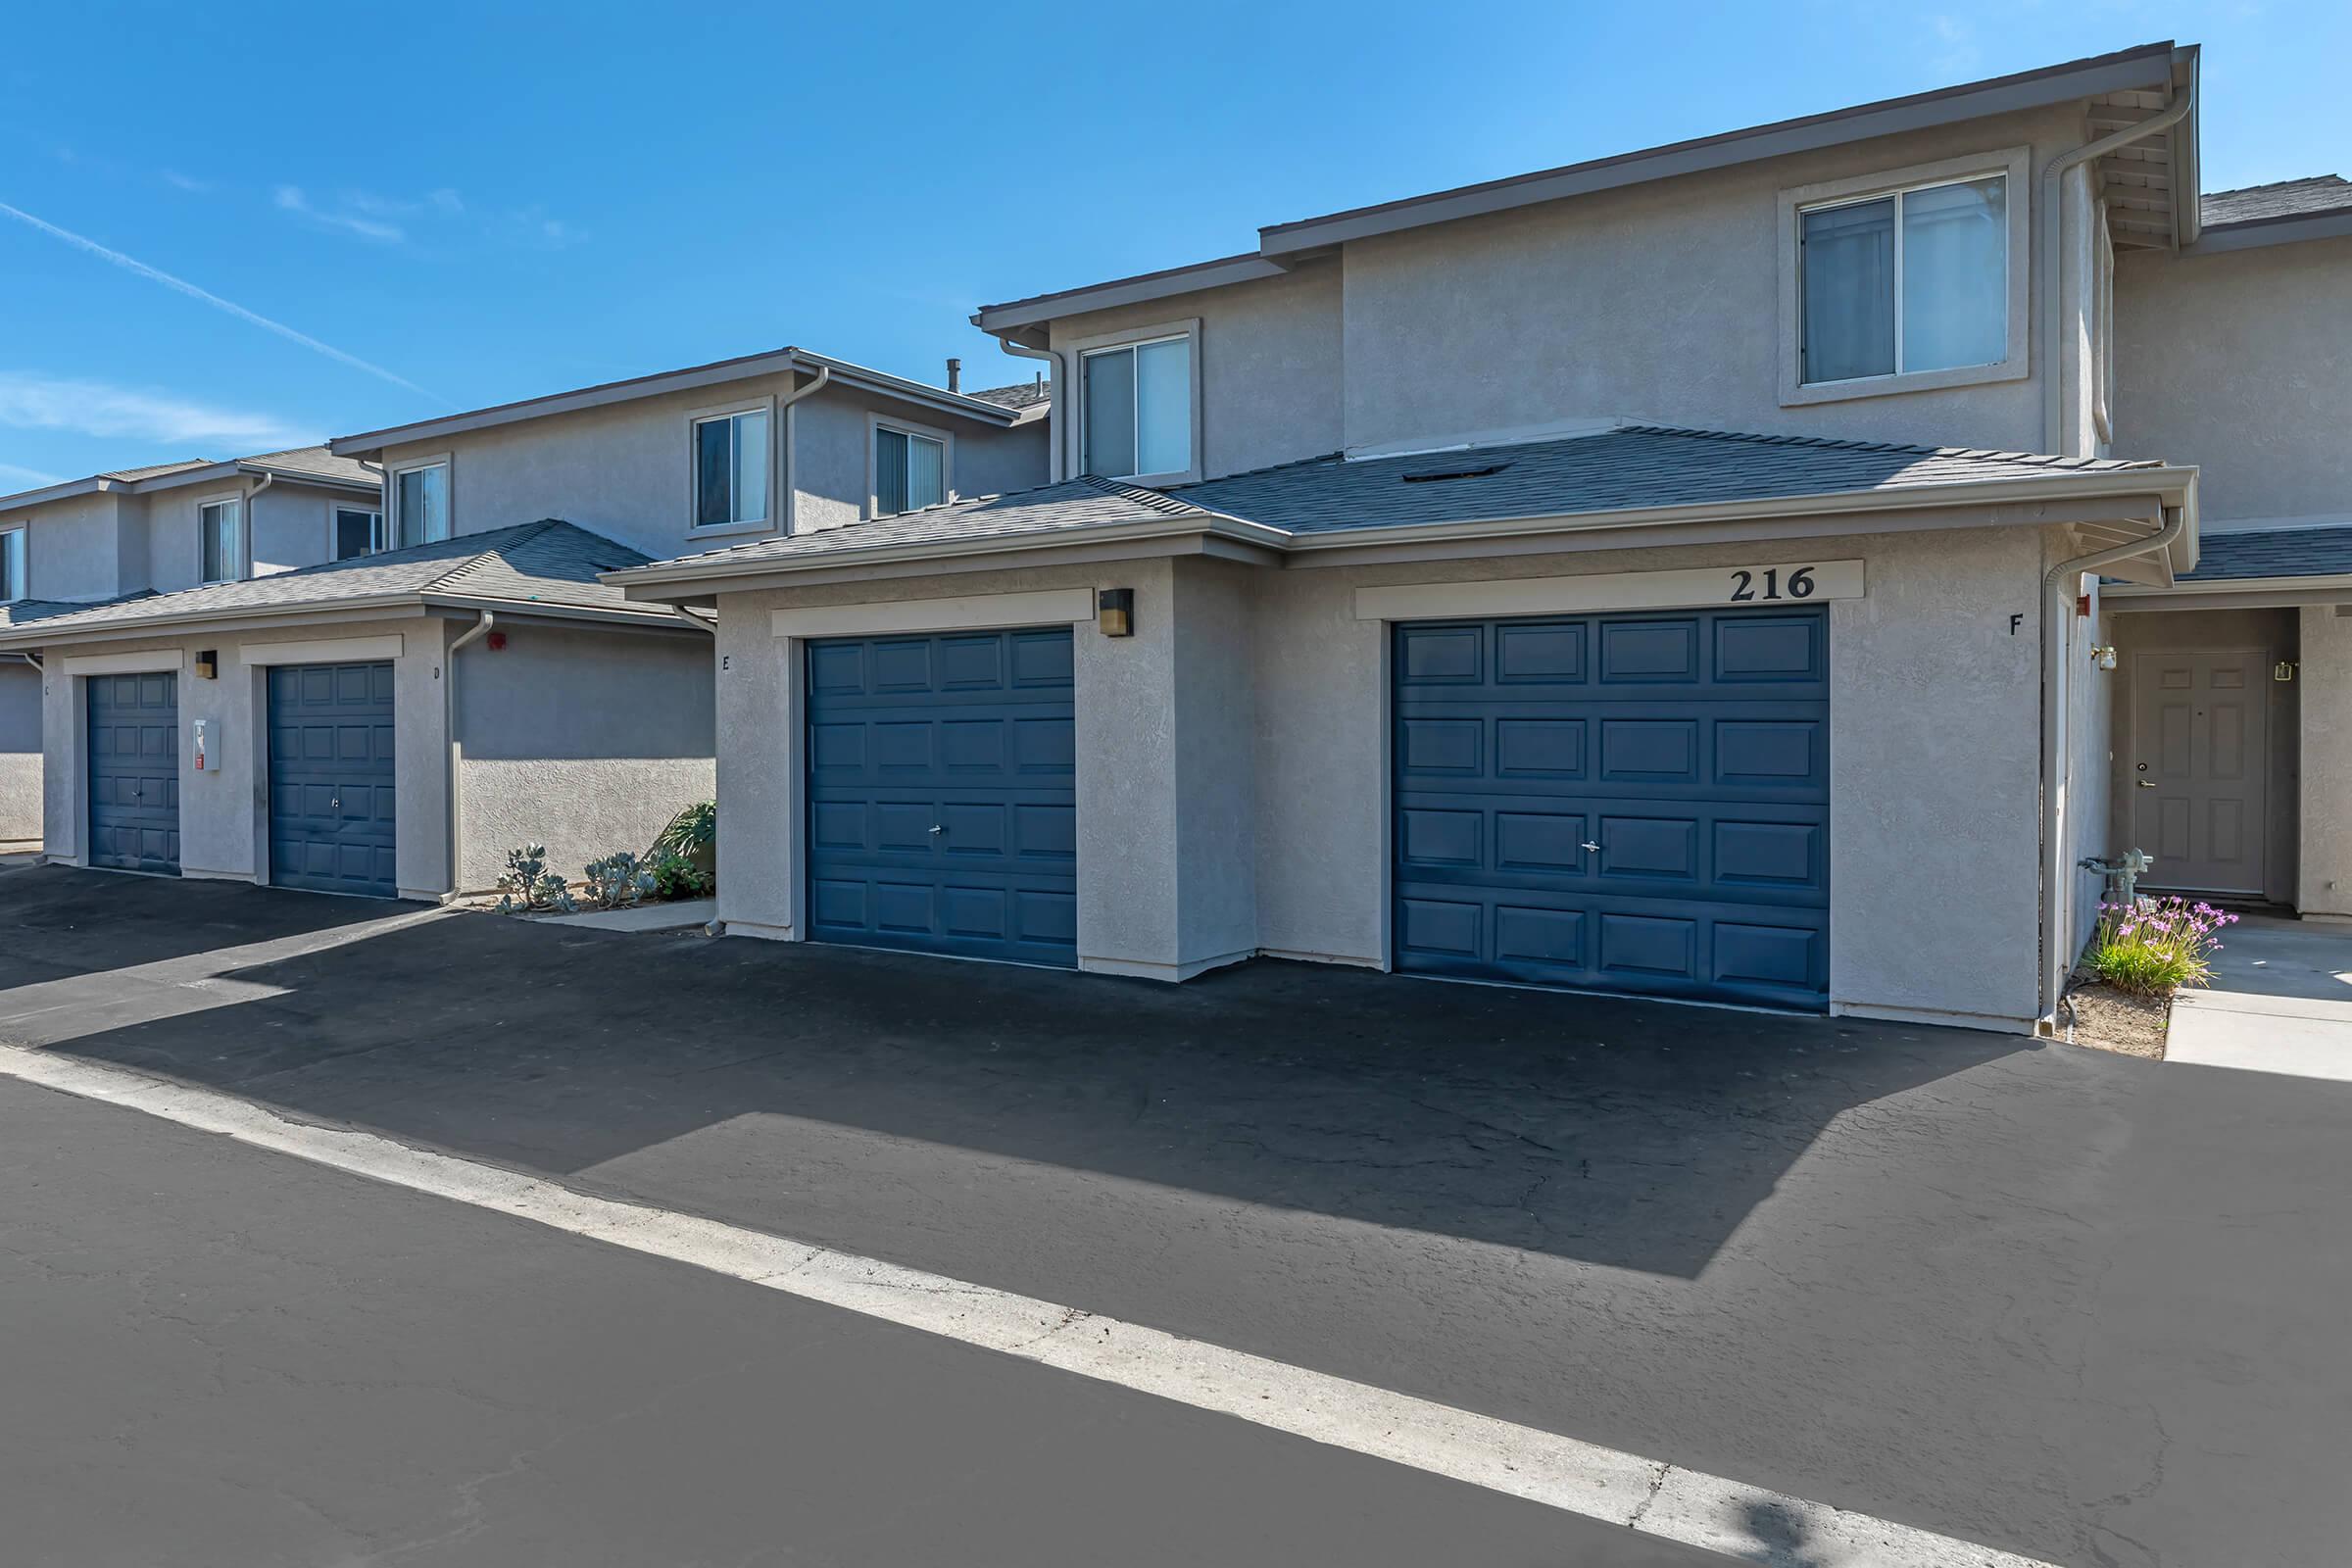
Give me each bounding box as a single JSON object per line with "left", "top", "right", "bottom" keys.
{"left": 1075, "top": 322, "right": 1198, "bottom": 483}
{"left": 0, "top": 527, "right": 24, "bottom": 602}
{"left": 1778, "top": 149, "right": 2030, "bottom": 407}
{"left": 333, "top": 504, "right": 384, "bottom": 562}
{"left": 390, "top": 458, "right": 450, "bottom": 549}
{"left": 692, "top": 407, "right": 770, "bottom": 529}
{"left": 198, "top": 495, "right": 245, "bottom": 584}
{"left": 870, "top": 417, "right": 950, "bottom": 516}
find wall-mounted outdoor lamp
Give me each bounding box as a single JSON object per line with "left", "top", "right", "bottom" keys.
{"left": 2088, "top": 645, "right": 2118, "bottom": 670}
{"left": 1097, "top": 588, "right": 1134, "bottom": 638}
{"left": 193, "top": 649, "right": 219, "bottom": 679}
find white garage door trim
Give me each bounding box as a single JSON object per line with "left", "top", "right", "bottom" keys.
{"left": 63, "top": 649, "right": 187, "bottom": 676}
{"left": 241, "top": 634, "right": 406, "bottom": 666}
{"left": 772, "top": 588, "right": 1096, "bottom": 640}
{"left": 1353, "top": 560, "right": 1865, "bottom": 622}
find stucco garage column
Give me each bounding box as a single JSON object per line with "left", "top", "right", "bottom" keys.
{"left": 2300, "top": 606, "right": 2352, "bottom": 919}
{"left": 712, "top": 560, "right": 1247, "bottom": 978}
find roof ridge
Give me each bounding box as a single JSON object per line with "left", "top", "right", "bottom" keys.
{"left": 422, "top": 517, "right": 566, "bottom": 593}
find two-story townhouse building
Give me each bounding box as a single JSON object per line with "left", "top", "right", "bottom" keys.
{"left": 0, "top": 445, "right": 383, "bottom": 848}
{"left": 609, "top": 42, "right": 2236, "bottom": 1036}
{"left": 0, "top": 349, "right": 1048, "bottom": 901}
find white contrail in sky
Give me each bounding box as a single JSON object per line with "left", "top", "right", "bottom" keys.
{"left": 0, "top": 200, "right": 441, "bottom": 404}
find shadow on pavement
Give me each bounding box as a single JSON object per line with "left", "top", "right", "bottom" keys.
{"left": 0, "top": 864, "right": 2026, "bottom": 1279}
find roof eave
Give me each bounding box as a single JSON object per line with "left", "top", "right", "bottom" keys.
{"left": 2106, "top": 570, "right": 2352, "bottom": 599}
{"left": 0, "top": 475, "right": 115, "bottom": 511}
{"left": 1275, "top": 466, "right": 2200, "bottom": 555}
{"left": 329, "top": 349, "right": 1019, "bottom": 458}
{"left": 606, "top": 514, "right": 1294, "bottom": 601}
{"left": 2183, "top": 207, "right": 2352, "bottom": 256}
{"left": 0, "top": 585, "right": 675, "bottom": 651}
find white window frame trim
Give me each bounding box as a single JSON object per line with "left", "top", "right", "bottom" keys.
{"left": 684, "top": 394, "right": 779, "bottom": 539}
{"left": 1778, "top": 146, "right": 2032, "bottom": 408}
{"left": 386, "top": 453, "right": 454, "bottom": 550}
{"left": 865, "top": 412, "right": 956, "bottom": 518}
{"left": 327, "top": 499, "right": 385, "bottom": 562}
{"left": 194, "top": 488, "right": 249, "bottom": 585}
{"left": 1067, "top": 317, "right": 1203, "bottom": 487}
{"left": 0, "top": 522, "right": 24, "bottom": 603}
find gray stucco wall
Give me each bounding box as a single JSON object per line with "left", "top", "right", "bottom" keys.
{"left": 0, "top": 662, "right": 40, "bottom": 843}
{"left": 375, "top": 374, "right": 1048, "bottom": 564}
{"left": 2105, "top": 606, "right": 2300, "bottom": 906}
{"left": 455, "top": 620, "right": 715, "bottom": 893}
{"left": 1339, "top": 107, "right": 2092, "bottom": 457}
{"left": 2113, "top": 235, "right": 2352, "bottom": 522}
{"left": 2299, "top": 606, "right": 2352, "bottom": 918}
{"left": 38, "top": 618, "right": 454, "bottom": 898}
{"left": 704, "top": 521, "right": 2059, "bottom": 1027}
{"left": 1047, "top": 258, "right": 1344, "bottom": 481}
{"left": 6, "top": 492, "right": 130, "bottom": 604}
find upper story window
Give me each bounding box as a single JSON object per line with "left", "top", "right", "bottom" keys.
{"left": 693, "top": 408, "right": 769, "bottom": 529}
{"left": 392, "top": 459, "right": 450, "bottom": 549}
{"left": 334, "top": 505, "right": 383, "bottom": 562}
{"left": 1780, "top": 150, "right": 2028, "bottom": 407}
{"left": 1082, "top": 333, "right": 1193, "bottom": 481}
{"left": 872, "top": 420, "right": 947, "bottom": 516}
{"left": 199, "top": 497, "right": 244, "bottom": 584}
{"left": 1800, "top": 175, "right": 2007, "bottom": 384}
{"left": 0, "top": 528, "right": 24, "bottom": 602}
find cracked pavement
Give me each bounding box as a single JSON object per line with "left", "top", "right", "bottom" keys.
{"left": 2, "top": 865, "right": 2349, "bottom": 1565}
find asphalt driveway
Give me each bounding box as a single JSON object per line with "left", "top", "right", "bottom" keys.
{"left": 3, "top": 865, "right": 2348, "bottom": 1567}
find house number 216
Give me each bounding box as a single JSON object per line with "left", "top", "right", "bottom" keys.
{"left": 1729, "top": 566, "right": 1816, "bottom": 603}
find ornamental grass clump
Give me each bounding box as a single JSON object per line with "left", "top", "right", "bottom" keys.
{"left": 2086, "top": 895, "right": 2239, "bottom": 997}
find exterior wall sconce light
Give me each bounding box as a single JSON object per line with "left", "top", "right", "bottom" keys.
{"left": 1097, "top": 588, "right": 1134, "bottom": 638}
{"left": 194, "top": 649, "right": 219, "bottom": 680}
{"left": 2088, "top": 645, "right": 2118, "bottom": 670}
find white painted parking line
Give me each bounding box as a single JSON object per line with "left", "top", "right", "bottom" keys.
{"left": 0, "top": 1043, "right": 2054, "bottom": 1568}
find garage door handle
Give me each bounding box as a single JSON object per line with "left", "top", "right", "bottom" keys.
{"left": 1581, "top": 841, "right": 1600, "bottom": 853}
{"left": 928, "top": 824, "right": 945, "bottom": 835}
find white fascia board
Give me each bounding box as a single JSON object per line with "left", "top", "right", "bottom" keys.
{"left": 975, "top": 255, "right": 1292, "bottom": 334}
{"left": 606, "top": 515, "right": 1294, "bottom": 599}
{"left": 2105, "top": 571, "right": 2352, "bottom": 599}
{"left": 0, "top": 475, "right": 114, "bottom": 511}
{"left": 2184, "top": 210, "right": 2352, "bottom": 255}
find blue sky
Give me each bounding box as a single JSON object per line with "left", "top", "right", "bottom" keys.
{"left": 2, "top": 1, "right": 2342, "bottom": 488}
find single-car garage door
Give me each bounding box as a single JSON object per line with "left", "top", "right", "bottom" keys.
{"left": 806, "top": 627, "right": 1077, "bottom": 966}
{"left": 87, "top": 671, "right": 180, "bottom": 875}
{"left": 268, "top": 662, "right": 397, "bottom": 898}
{"left": 1393, "top": 608, "right": 1829, "bottom": 1008}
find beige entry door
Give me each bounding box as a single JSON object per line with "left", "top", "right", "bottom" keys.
{"left": 2131, "top": 648, "right": 2269, "bottom": 896}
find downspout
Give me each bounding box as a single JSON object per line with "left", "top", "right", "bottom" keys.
{"left": 443, "top": 610, "right": 494, "bottom": 902}
{"left": 2036, "top": 504, "right": 2186, "bottom": 1029}
{"left": 243, "top": 469, "right": 274, "bottom": 575}
{"left": 775, "top": 365, "right": 831, "bottom": 534}
{"left": 999, "top": 337, "right": 1065, "bottom": 482}
{"left": 2038, "top": 74, "right": 2196, "bottom": 454}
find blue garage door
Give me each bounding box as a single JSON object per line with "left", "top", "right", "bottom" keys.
{"left": 87, "top": 671, "right": 179, "bottom": 875}
{"left": 1393, "top": 608, "right": 1830, "bottom": 1008}
{"left": 807, "top": 627, "right": 1078, "bottom": 966}
{"left": 268, "top": 662, "right": 397, "bottom": 898}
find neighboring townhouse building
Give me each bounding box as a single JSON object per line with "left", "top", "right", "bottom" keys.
{"left": 0, "top": 446, "right": 383, "bottom": 847}
{"left": 2106, "top": 175, "right": 2352, "bottom": 919}
{"left": 0, "top": 348, "right": 1049, "bottom": 901}
{"left": 608, "top": 41, "right": 2248, "bottom": 1036}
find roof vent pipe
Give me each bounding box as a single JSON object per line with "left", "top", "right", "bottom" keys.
{"left": 946, "top": 358, "right": 961, "bottom": 393}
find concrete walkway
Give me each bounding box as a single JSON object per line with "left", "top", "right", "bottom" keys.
{"left": 2169, "top": 915, "right": 2352, "bottom": 1080}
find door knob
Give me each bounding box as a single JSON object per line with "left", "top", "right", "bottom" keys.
{"left": 1581, "top": 841, "right": 1601, "bottom": 853}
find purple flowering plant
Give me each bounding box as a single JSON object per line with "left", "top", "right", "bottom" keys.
{"left": 2087, "top": 895, "right": 2240, "bottom": 997}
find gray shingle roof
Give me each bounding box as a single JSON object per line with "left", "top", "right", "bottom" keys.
{"left": 622, "top": 424, "right": 2163, "bottom": 577}
{"left": 4, "top": 520, "right": 662, "bottom": 640}
{"left": 2201, "top": 176, "right": 2352, "bottom": 229}
{"left": 962, "top": 380, "right": 1052, "bottom": 411}
{"left": 0, "top": 592, "right": 156, "bottom": 628}
{"left": 1174, "top": 426, "right": 2157, "bottom": 536}
{"left": 235, "top": 444, "right": 378, "bottom": 486}
{"left": 2180, "top": 525, "right": 2352, "bottom": 582}
{"left": 98, "top": 459, "right": 213, "bottom": 482}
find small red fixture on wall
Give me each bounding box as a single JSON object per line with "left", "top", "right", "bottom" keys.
{"left": 486, "top": 630, "right": 508, "bottom": 652}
